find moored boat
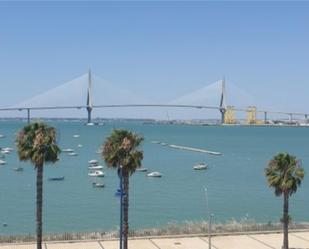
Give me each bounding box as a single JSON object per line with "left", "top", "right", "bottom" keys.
{"left": 88, "top": 165, "right": 104, "bottom": 170}
{"left": 1, "top": 147, "right": 13, "bottom": 154}
{"left": 48, "top": 176, "right": 65, "bottom": 181}
{"left": 88, "top": 159, "right": 99, "bottom": 165}
{"left": 62, "top": 148, "right": 74, "bottom": 153}
{"left": 92, "top": 182, "right": 105, "bottom": 188}
{"left": 147, "top": 171, "right": 162, "bottom": 177}
{"left": 136, "top": 168, "right": 148, "bottom": 172}
{"left": 68, "top": 152, "right": 78, "bottom": 156}
{"left": 96, "top": 149, "right": 103, "bottom": 154}
{"left": 13, "top": 167, "right": 23, "bottom": 172}
{"left": 2, "top": 147, "right": 13, "bottom": 151}
{"left": 193, "top": 163, "right": 208, "bottom": 170}
{"left": 88, "top": 170, "right": 105, "bottom": 177}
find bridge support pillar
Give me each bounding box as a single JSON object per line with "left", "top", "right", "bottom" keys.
{"left": 27, "top": 108, "right": 30, "bottom": 124}
{"left": 264, "top": 112, "right": 267, "bottom": 124}
{"left": 220, "top": 109, "right": 226, "bottom": 125}
{"left": 289, "top": 114, "right": 293, "bottom": 124}
{"left": 305, "top": 115, "right": 308, "bottom": 124}
{"left": 87, "top": 107, "right": 92, "bottom": 124}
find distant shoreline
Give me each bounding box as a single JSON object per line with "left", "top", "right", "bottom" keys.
{"left": 0, "top": 118, "right": 308, "bottom": 127}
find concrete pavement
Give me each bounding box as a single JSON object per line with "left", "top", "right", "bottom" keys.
{"left": 1, "top": 231, "right": 309, "bottom": 249}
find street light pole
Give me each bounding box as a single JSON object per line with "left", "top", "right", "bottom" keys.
{"left": 208, "top": 213, "right": 214, "bottom": 249}
{"left": 204, "top": 188, "right": 214, "bottom": 249}
{"left": 119, "top": 166, "right": 123, "bottom": 249}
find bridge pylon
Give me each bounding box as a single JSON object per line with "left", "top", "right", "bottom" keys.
{"left": 86, "top": 69, "right": 93, "bottom": 124}
{"left": 219, "top": 78, "right": 226, "bottom": 124}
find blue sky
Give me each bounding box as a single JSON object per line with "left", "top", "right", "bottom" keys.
{"left": 0, "top": 1, "right": 309, "bottom": 114}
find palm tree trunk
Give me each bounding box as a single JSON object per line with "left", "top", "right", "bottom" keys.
{"left": 36, "top": 165, "right": 43, "bottom": 249}
{"left": 123, "top": 170, "right": 129, "bottom": 249}
{"left": 283, "top": 191, "right": 289, "bottom": 249}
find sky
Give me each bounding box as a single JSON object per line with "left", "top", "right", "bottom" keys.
{"left": 0, "top": 1, "right": 309, "bottom": 118}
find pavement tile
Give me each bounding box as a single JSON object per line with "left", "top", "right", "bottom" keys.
{"left": 0, "top": 245, "right": 36, "bottom": 249}
{"left": 251, "top": 233, "right": 309, "bottom": 249}
{"left": 46, "top": 241, "right": 102, "bottom": 249}
{"left": 101, "top": 239, "right": 157, "bottom": 249}
{"left": 2, "top": 232, "right": 309, "bottom": 249}
{"left": 292, "top": 232, "right": 309, "bottom": 242}
{"left": 151, "top": 237, "right": 211, "bottom": 249}
{"left": 211, "top": 235, "right": 271, "bottom": 249}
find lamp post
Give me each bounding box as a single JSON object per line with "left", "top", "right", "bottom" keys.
{"left": 204, "top": 188, "right": 214, "bottom": 249}
{"left": 208, "top": 213, "right": 214, "bottom": 249}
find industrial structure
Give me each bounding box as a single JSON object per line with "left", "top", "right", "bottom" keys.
{"left": 247, "top": 106, "right": 257, "bottom": 124}
{"left": 224, "top": 106, "right": 236, "bottom": 124}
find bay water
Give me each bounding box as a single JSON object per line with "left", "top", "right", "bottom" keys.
{"left": 0, "top": 121, "right": 308, "bottom": 235}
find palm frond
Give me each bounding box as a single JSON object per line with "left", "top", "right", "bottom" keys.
{"left": 102, "top": 129, "right": 144, "bottom": 174}
{"left": 16, "top": 122, "right": 61, "bottom": 167}
{"left": 265, "top": 153, "right": 305, "bottom": 196}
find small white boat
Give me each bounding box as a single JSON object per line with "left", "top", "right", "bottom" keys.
{"left": 151, "top": 141, "right": 160, "bottom": 144}
{"left": 86, "top": 122, "right": 95, "bottom": 126}
{"left": 88, "top": 165, "right": 104, "bottom": 170}
{"left": 73, "top": 134, "right": 80, "bottom": 138}
{"left": 13, "top": 167, "right": 24, "bottom": 172}
{"left": 77, "top": 144, "right": 83, "bottom": 148}
{"left": 1, "top": 147, "right": 13, "bottom": 154}
{"left": 96, "top": 149, "right": 103, "bottom": 154}
{"left": 193, "top": 163, "right": 208, "bottom": 170}
{"left": 0, "top": 134, "right": 5, "bottom": 138}
{"left": 136, "top": 168, "right": 148, "bottom": 172}
{"left": 160, "top": 142, "right": 168, "bottom": 146}
{"left": 0, "top": 160, "right": 6, "bottom": 165}
{"left": 88, "top": 159, "right": 99, "bottom": 165}
{"left": 2, "top": 147, "right": 13, "bottom": 151}
{"left": 92, "top": 182, "right": 105, "bottom": 188}
{"left": 147, "top": 171, "right": 162, "bottom": 177}
{"left": 88, "top": 170, "right": 105, "bottom": 177}
{"left": 62, "top": 148, "right": 74, "bottom": 153}
{"left": 68, "top": 152, "right": 78, "bottom": 156}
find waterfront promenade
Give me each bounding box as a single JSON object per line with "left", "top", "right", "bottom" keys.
{"left": 2, "top": 231, "right": 309, "bottom": 249}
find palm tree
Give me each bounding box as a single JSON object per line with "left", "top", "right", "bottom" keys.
{"left": 16, "top": 122, "right": 60, "bottom": 249}
{"left": 102, "top": 129, "right": 143, "bottom": 249}
{"left": 265, "top": 153, "right": 305, "bottom": 249}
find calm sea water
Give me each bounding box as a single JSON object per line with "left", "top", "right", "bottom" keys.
{"left": 0, "top": 121, "right": 308, "bottom": 235}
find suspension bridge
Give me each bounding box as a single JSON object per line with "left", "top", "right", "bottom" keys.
{"left": 0, "top": 70, "right": 308, "bottom": 125}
